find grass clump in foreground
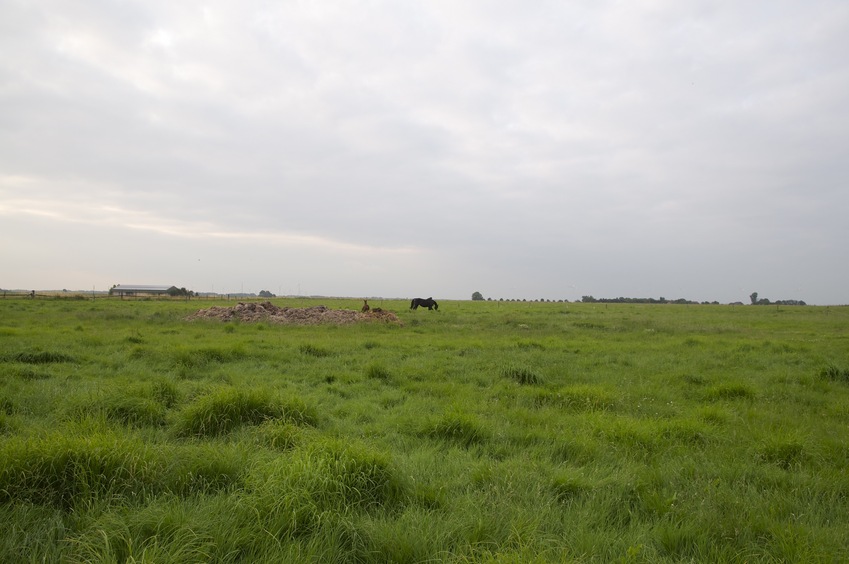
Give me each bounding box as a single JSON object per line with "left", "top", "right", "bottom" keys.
{"left": 820, "top": 364, "right": 849, "bottom": 384}
{"left": 173, "top": 387, "right": 318, "bottom": 437}
{"left": 1, "top": 298, "right": 848, "bottom": 561}
{"left": 0, "top": 430, "right": 245, "bottom": 509}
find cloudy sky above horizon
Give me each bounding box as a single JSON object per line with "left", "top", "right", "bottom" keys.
{"left": 2, "top": 1, "right": 848, "bottom": 304}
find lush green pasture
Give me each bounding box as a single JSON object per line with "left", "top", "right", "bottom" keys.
{"left": 1, "top": 297, "right": 848, "bottom": 562}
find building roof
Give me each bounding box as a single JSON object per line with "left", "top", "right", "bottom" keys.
{"left": 112, "top": 285, "right": 173, "bottom": 293}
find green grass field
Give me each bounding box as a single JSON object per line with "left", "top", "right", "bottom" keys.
{"left": 1, "top": 297, "right": 848, "bottom": 562}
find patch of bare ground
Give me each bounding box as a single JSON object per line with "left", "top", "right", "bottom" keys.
{"left": 185, "top": 301, "right": 402, "bottom": 325}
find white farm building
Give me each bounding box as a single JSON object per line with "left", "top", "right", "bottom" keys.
{"left": 111, "top": 285, "right": 175, "bottom": 297}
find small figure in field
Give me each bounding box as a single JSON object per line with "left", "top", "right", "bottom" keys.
{"left": 362, "top": 299, "right": 370, "bottom": 312}
{"left": 410, "top": 297, "right": 438, "bottom": 310}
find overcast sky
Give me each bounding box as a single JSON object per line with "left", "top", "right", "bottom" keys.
{"left": 2, "top": 1, "right": 848, "bottom": 304}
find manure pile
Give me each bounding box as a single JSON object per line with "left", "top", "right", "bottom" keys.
{"left": 186, "top": 301, "right": 401, "bottom": 325}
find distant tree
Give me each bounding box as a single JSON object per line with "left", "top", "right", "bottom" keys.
{"left": 259, "top": 290, "right": 276, "bottom": 298}
{"left": 472, "top": 291, "right": 484, "bottom": 301}
{"left": 750, "top": 292, "right": 758, "bottom": 305}
{"left": 167, "top": 286, "right": 195, "bottom": 297}
{"left": 773, "top": 299, "right": 806, "bottom": 306}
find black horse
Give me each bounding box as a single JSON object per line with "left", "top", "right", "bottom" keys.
{"left": 410, "top": 297, "right": 438, "bottom": 310}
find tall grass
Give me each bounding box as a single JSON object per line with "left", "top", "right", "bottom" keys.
{"left": 0, "top": 430, "right": 245, "bottom": 509}
{"left": 173, "top": 387, "right": 318, "bottom": 437}
{"left": 1, "top": 298, "right": 848, "bottom": 561}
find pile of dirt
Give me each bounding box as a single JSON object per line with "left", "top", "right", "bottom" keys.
{"left": 186, "top": 301, "right": 402, "bottom": 325}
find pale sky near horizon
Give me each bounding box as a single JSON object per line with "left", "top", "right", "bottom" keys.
{"left": 2, "top": 1, "right": 848, "bottom": 304}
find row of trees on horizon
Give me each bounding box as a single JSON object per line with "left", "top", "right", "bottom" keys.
{"left": 470, "top": 291, "right": 806, "bottom": 306}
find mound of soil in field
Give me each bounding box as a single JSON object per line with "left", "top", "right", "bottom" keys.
{"left": 186, "top": 301, "right": 402, "bottom": 325}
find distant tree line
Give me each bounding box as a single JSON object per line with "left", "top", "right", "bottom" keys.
{"left": 492, "top": 298, "right": 571, "bottom": 302}
{"left": 472, "top": 292, "right": 572, "bottom": 302}
{"left": 749, "top": 292, "right": 806, "bottom": 306}
{"left": 580, "top": 296, "right": 709, "bottom": 304}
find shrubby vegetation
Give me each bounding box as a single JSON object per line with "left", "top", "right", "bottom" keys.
{"left": 581, "top": 295, "right": 703, "bottom": 304}
{"left": 1, "top": 297, "right": 847, "bottom": 561}
{"left": 576, "top": 291, "right": 807, "bottom": 306}
{"left": 166, "top": 286, "right": 195, "bottom": 297}
{"left": 750, "top": 291, "right": 807, "bottom": 306}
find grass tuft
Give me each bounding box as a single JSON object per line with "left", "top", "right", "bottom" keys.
{"left": 300, "top": 343, "right": 332, "bottom": 358}
{"left": 164, "top": 443, "right": 246, "bottom": 495}
{"left": 757, "top": 439, "right": 805, "bottom": 469}
{"left": 551, "top": 468, "right": 594, "bottom": 503}
{"left": 0, "top": 412, "right": 14, "bottom": 434}
{"left": 552, "top": 437, "right": 599, "bottom": 465}
{"left": 79, "top": 394, "right": 167, "bottom": 427}
{"left": 173, "top": 388, "right": 317, "bottom": 437}
{"left": 422, "top": 412, "right": 488, "bottom": 447}
{"left": 11, "top": 367, "right": 52, "bottom": 381}
{"left": 0, "top": 432, "right": 159, "bottom": 509}
{"left": 819, "top": 364, "right": 849, "bottom": 384}
{"left": 247, "top": 439, "right": 408, "bottom": 537}
{"left": 0, "top": 398, "right": 15, "bottom": 415}
{"left": 706, "top": 382, "right": 755, "bottom": 400}
{"left": 365, "top": 362, "right": 391, "bottom": 381}
{"left": 253, "top": 420, "right": 304, "bottom": 451}
{"left": 150, "top": 379, "right": 181, "bottom": 408}
{"left": 5, "top": 350, "right": 75, "bottom": 364}
{"left": 170, "top": 345, "right": 247, "bottom": 369}
{"left": 661, "top": 419, "right": 710, "bottom": 447}
{"left": 301, "top": 439, "right": 406, "bottom": 510}
{"left": 502, "top": 365, "right": 541, "bottom": 385}
{"left": 682, "top": 373, "right": 707, "bottom": 385}
{"left": 533, "top": 385, "right": 616, "bottom": 411}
